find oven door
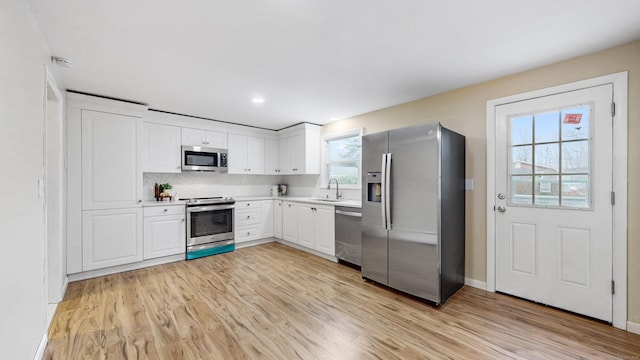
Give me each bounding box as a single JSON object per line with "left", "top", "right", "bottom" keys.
{"left": 186, "top": 204, "right": 234, "bottom": 246}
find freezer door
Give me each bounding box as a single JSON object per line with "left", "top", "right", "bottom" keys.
{"left": 387, "top": 123, "right": 441, "bottom": 302}
{"left": 361, "top": 131, "right": 389, "bottom": 284}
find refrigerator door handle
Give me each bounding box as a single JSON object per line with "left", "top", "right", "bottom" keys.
{"left": 381, "top": 154, "right": 388, "bottom": 230}
{"left": 385, "top": 153, "right": 392, "bottom": 230}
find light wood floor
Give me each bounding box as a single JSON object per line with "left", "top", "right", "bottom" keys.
{"left": 45, "top": 242, "right": 640, "bottom": 359}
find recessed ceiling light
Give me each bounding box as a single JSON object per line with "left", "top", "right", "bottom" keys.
{"left": 252, "top": 97, "right": 265, "bottom": 104}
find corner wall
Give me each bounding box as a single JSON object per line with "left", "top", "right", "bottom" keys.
{"left": 322, "top": 40, "right": 640, "bottom": 323}
{"left": 0, "top": 0, "right": 57, "bottom": 358}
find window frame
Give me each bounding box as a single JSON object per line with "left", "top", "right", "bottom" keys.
{"left": 321, "top": 128, "right": 363, "bottom": 189}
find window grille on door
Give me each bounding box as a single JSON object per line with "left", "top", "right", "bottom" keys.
{"left": 509, "top": 104, "right": 592, "bottom": 209}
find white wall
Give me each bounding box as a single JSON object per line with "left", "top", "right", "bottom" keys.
{"left": 0, "top": 0, "right": 57, "bottom": 358}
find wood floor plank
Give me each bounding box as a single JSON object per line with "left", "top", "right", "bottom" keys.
{"left": 45, "top": 242, "right": 640, "bottom": 359}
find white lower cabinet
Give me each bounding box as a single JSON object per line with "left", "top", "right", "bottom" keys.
{"left": 260, "top": 200, "right": 274, "bottom": 238}
{"left": 296, "top": 204, "right": 335, "bottom": 256}
{"left": 235, "top": 203, "right": 260, "bottom": 243}
{"left": 82, "top": 208, "right": 143, "bottom": 271}
{"left": 273, "top": 200, "right": 283, "bottom": 239}
{"left": 282, "top": 201, "right": 299, "bottom": 243}
{"left": 143, "top": 205, "right": 185, "bottom": 260}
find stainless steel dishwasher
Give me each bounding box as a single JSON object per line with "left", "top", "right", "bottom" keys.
{"left": 335, "top": 206, "right": 362, "bottom": 267}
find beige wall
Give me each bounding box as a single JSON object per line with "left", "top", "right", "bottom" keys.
{"left": 323, "top": 40, "right": 640, "bottom": 323}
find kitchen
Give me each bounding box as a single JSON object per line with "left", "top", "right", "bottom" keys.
{"left": 3, "top": 1, "right": 640, "bottom": 359}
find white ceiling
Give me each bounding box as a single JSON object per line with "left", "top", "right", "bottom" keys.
{"left": 28, "top": 0, "right": 640, "bottom": 130}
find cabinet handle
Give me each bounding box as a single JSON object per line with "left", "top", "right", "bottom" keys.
{"left": 163, "top": 208, "right": 168, "bottom": 212}
{"left": 246, "top": 215, "right": 250, "bottom": 219}
{"left": 138, "top": 200, "right": 142, "bottom": 203}
{"left": 182, "top": 219, "right": 185, "bottom": 223}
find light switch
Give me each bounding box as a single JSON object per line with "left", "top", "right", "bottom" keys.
{"left": 465, "top": 179, "right": 474, "bottom": 190}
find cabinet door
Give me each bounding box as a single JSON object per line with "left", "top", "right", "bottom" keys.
{"left": 246, "top": 136, "right": 265, "bottom": 174}
{"left": 205, "top": 130, "right": 227, "bottom": 148}
{"left": 278, "top": 138, "right": 289, "bottom": 175}
{"left": 83, "top": 208, "right": 143, "bottom": 271}
{"left": 260, "top": 200, "right": 274, "bottom": 237}
{"left": 297, "top": 204, "right": 315, "bottom": 248}
{"left": 82, "top": 110, "right": 142, "bottom": 210}
{"left": 314, "top": 205, "right": 336, "bottom": 255}
{"left": 264, "top": 139, "right": 279, "bottom": 175}
{"left": 181, "top": 128, "right": 206, "bottom": 146}
{"left": 273, "top": 200, "right": 283, "bottom": 239}
{"left": 227, "top": 133, "right": 248, "bottom": 174}
{"left": 143, "top": 214, "right": 185, "bottom": 259}
{"left": 288, "top": 135, "right": 305, "bottom": 174}
{"left": 282, "top": 202, "right": 298, "bottom": 243}
{"left": 143, "top": 123, "right": 181, "bottom": 173}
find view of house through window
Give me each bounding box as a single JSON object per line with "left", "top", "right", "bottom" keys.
{"left": 325, "top": 134, "right": 361, "bottom": 186}
{"left": 509, "top": 104, "right": 592, "bottom": 208}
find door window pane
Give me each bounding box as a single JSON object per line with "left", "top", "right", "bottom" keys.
{"left": 562, "top": 141, "right": 589, "bottom": 173}
{"left": 511, "top": 146, "right": 533, "bottom": 174}
{"left": 561, "top": 106, "right": 590, "bottom": 141}
{"left": 510, "top": 176, "right": 532, "bottom": 205}
{"left": 562, "top": 175, "right": 589, "bottom": 208}
{"left": 534, "top": 175, "right": 559, "bottom": 206}
{"left": 511, "top": 115, "right": 533, "bottom": 145}
{"left": 534, "top": 111, "right": 560, "bottom": 143}
{"left": 534, "top": 143, "right": 559, "bottom": 174}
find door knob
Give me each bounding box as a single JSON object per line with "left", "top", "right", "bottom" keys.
{"left": 497, "top": 205, "right": 506, "bottom": 213}
{"left": 498, "top": 193, "right": 506, "bottom": 200}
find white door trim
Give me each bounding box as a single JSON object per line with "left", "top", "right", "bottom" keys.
{"left": 486, "top": 72, "right": 628, "bottom": 330}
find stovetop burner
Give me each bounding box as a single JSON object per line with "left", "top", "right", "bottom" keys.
{"left": 179, "top": 196, "right": 235, "bottom": 206}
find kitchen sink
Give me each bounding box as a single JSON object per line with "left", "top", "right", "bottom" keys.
{"left": 311, "top": 198, "right": 342, "bottom": 202}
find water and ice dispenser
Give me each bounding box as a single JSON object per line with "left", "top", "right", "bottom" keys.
{"left": 366, "top": 172, "right": 382, "bottom": 202}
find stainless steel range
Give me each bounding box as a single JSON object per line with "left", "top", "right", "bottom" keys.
{"left": 181, "top": 197, "right": 235, "bottom": 260}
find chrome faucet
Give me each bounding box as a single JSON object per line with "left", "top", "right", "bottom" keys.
{"left": 327, "top": 178, "right": 341, "bottom": 200}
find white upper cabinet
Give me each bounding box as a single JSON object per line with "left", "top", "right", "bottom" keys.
{"left": 228, "top": 134, "right": 265, "bottom": 174}
{"left": 279, "top": 125, "right": 321, "bottom": 175}
{"left": 143, "top": 122, "right": 181, "bottom": 173}
{"left": 278, "top": 138, "right": 289, "bottom": 175}
{"left": 182, "top": 127, "right": 227, "bottom": 148}
{"left": 81, "top": 109, "right": 143, "bottom": 210}
{"left": 264, "top": 138, "right": 280, "bottom": 175}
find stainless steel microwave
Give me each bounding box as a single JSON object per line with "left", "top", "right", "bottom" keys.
{"left": 181, "top": 145, "right": 228, "bottom": 172}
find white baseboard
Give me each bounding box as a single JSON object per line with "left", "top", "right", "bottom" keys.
{"left": 465, "top": 277, "right": 487, "bottom": 290}
{"left": 274, "top": 239, "right": 338, "bottom": 263}
{"left": 34, "top": 332, "right": 47, "bottom": 360}
{"left": 235, "top": 238, "right": 274, "bottom": 249}
{"left": 68, "top": 254, "right": 185, "bottom": 282}
{"left": 628, "top": 320, "right": 640, "bottom": 335}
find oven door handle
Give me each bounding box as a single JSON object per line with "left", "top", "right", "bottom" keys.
{"left": 187, "top": 204, "right": 235, "bottom": 212}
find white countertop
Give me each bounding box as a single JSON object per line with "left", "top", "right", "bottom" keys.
{"left": 143, "top": 200, "right": 186, "bottom": 207}
{"left": 143, "top": 196, "right": 362, "bottom": 208}
{"left": 233, "top": 195, "right": 361, "bottom": 208}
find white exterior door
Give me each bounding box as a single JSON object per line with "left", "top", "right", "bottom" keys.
{"left": 495, "top": 84, "right": 613, "bottom": 322}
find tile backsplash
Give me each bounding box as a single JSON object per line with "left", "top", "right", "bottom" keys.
{"left": 144, "top": 172, "right": 284, "bottom": 200}
{"left": 144, "top": 172, "right": 361, "bottom": 201}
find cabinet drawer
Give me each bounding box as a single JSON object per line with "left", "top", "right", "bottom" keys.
{"left": 144, "top": 205, "right": 185, "bottom": 217}
{"left": 236, "top": 225, "right": 259, "bottom": 242}
{"left": 236, "top": 201, "right": 259, "bottom": 210}
{"left": 236, "top": 210, "right": 260, "bottom": 225}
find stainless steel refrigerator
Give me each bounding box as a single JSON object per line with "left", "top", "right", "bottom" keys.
{"left": 361, "top": 122, "right": 465, "bottom": 305}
